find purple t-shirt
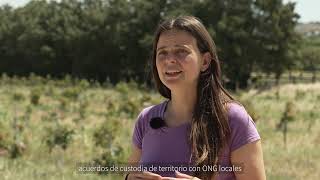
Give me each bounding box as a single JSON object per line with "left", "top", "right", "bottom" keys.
{"left": 132, "top": 100, "right": 260, "bottom": 179}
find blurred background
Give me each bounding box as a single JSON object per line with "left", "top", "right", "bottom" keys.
{"left": 0, "top": 0, "right": 319, "bottom": 179}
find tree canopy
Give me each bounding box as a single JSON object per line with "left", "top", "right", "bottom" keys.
{"left": 0, "top": 0, "right": 302, "bottom": 88}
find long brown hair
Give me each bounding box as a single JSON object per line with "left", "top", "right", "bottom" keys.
{"left": 150, "top": 16, "right": 235, "bottom": 179}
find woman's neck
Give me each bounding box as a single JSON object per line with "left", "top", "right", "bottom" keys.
{"left": 166, "top": 87, "right": 197, "bottom": 125}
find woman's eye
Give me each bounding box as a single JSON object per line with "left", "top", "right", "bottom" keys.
{"left": 157, "top": 51, "right": 166, "bottom": 56}
{"left": 176, "top": 49, "right": 188, "bottom": 55}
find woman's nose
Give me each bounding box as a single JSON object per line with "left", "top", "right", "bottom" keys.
{"left": 165, "top": 54, "right": 178, "bottom": 64}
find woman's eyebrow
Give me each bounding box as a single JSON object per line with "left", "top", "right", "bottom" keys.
{"left": 157, "top": 45, "right": 189, "bottom": 51}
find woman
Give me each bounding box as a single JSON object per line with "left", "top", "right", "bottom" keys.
{"left": 126, "top": 16, "right": 266, "bottom": 180}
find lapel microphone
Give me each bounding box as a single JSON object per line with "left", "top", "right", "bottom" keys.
{"left": 150, "top": 117, "right": 166, "bottom": 129}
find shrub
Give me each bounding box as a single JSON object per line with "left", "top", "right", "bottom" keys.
{"left": 9, "top": 141, "right": 27, "bottom": 159}
{"left": 12, "top": 92, "right": 25, "bottom": 102}
{"left": 276, "top": 101, "right": 296, "bottom": 147}
{"left": 120, "top": 97, "right": 140, "bottom": 117}
{"left": 0, "top": 118, "right": 26, "bottom": 159}
{"left": 58, "top": 97, "right": 68, "bottom": 111}
{"left": 115, "top": 82, "right": 130, "bottom": 95}
{"left": 0, "top": 121, "right": 12, "bottom": 150}
{"left": 79, "top": 100, "right": 88, "bottom": 119}
{"left": 78, "top": 79, "right": 90, "bottom": 89}
{"left": 93, "top": 118, "right": 121, "bottom": 148}
{"left": 62, "top": 87, "right": 82, "bottom": 101}
{"left": 240, "top": 99, "right": 259, "bottom": 122}
{"left": 30, "top": 88, "right": 42, "bottom": 105}
{"left": 45, "top": 124, "right": 74, "bottom": 152}
{"left": 295, "top": 90, "right": 306, "bottom": 100}
{"left": 92, "top": 145, "right": 125, "bottom": 174}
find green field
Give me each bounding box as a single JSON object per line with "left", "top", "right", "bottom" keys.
{"left": 0, "top": 75, "right": 319, "bottom": 180}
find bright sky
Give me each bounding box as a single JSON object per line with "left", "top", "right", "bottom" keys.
{"left": 0, "top": 0, "right": 319, "bottom": 23}
{"left": 283, "top": 0, "right": 320, "bottom": 22}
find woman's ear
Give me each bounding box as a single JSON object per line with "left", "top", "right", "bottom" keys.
{"left": 201, "top": 52, "right": 212, "bottom": 72}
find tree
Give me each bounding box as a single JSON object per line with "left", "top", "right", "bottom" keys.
{"left": 299, "top": 37, "right": 320, "bottom": 82}
{"left": 252, "top": 0, "right": 300, "bottom": 85}
{"left": 0, "top": 0, "right": 301, "bottom": 89}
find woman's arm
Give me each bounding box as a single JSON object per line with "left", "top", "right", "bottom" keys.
{"left": 231, "top": 140, "right": 266, "bottom": 180}
{"left": 128, "top": 144, "right": 142, "bottom": 163}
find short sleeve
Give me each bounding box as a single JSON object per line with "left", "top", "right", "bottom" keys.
{"left": 132, "top": 110, "right": 147, "bottom": 149}
{"left": 228, "top": 103, "right": 261, "bottom": 152}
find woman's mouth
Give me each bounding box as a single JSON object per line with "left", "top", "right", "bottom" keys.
{"left": 165, "top": 71, "right": 182, "bottom": 77}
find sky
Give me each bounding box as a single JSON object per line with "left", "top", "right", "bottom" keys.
{"left": 0, "top": 0, "right": 319, "bottom": 23}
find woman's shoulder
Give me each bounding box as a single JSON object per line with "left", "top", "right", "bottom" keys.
{"left": 138, "top": 100, "right": 166, "bottom": 117}
{"left": 226, "top": 102, "right": 248, "bottom": 120}
{"left": 226, "top": 102, "right": 260, "bottom": 151}
{"left": 132, "top": 100, "right": 167, "bottom": 148}
{"left": 135, "top": 100, "right": 167, "bottom": 124}
{"left": 226, "top": 101, "right": 256, "bottom": 128}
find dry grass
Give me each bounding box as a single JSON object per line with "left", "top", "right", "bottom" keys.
{"left": 0, "top": 77, "right": 319, "bottom": 180}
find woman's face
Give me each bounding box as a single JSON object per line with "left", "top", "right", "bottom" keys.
{"left": 156, "top": 29, "right": 207, "bottom": 91}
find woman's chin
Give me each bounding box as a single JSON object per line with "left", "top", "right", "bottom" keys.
{"left": 163, "top": 82, "right": 186, "bottom": 92}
